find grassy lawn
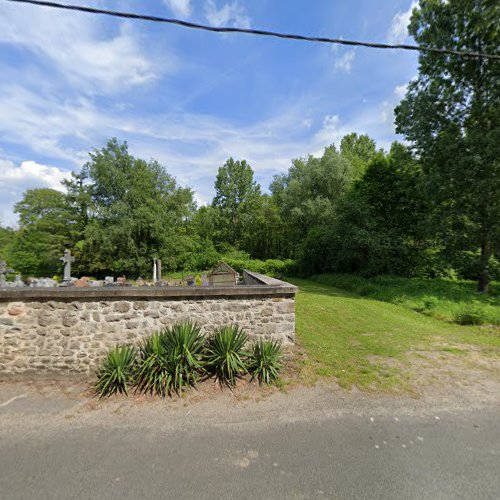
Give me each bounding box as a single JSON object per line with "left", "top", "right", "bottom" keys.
{"left": 290, "top": 278, "right": 500, "bottom": 393}
{"left": 310, "top": 274, "right": 500, "bottom": 326}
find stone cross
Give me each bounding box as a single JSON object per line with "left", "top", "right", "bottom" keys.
{"left": 60, "top": 249, "right": 75, "bottom": 282}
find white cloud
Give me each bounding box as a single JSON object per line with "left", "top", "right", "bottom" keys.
{"left": 163, "top": 0, "right": 192, "bottom": 17}
{"left": 387, "top": 1, "right": 419, "bottom": 44}
{"left": 333, "top": 49, "right": 356, "bottom": 73}
{"left": 204, "top": 0, "right": 251, "bottom": 28}
{"left": 0, "top": 3, "right": 171, "bottom": 92}
{"left": 0, "top": 159, "right": 72, "bottom": 226}
{"left": 394, "top": 83, "right": 408, "bottom": 99}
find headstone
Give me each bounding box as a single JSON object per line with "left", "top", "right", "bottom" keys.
{"left": 104, "top": 276, "right": 114, "bottom": 286}
{"left": 34, "top": 277, "right": 58, "bottom": 288}
{"left": 60, "top": 249, "right": 75, "bottom": 283}
{"left": 0, "top": 260, "right": 13, "bottom": 287}
{"left": 116, "top": 276, "right": 126, "bottom": 286}
{"left": 13, "top": 274, "right": 26, "bottom": 288}
{"left": 186, "top": 275, "right": 195, "bottom": 287}
{"left": 90, "top": 280, "right": 103, "bottom": 287}
{"left": 74, "top": 277, "right": 90, "bottom": 288}
{"left": 156, "top": 259, "right": 162, "bottom": 282}
{"left": 201, "top": 273, "right": 209, "bottom": 286}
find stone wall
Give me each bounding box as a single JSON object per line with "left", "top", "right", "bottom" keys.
{"left": 0, "top": 272, "right": 296, "bottom": 374}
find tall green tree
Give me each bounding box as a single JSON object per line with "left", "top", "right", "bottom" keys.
{"left": 340, "top": 133, "right": 379, "bottom": 179}
{"left": 395, "top": 0, "right": 500, "bottom": 292}
{"left": 271, "top": 144, "right": 354, "bottom": 257}
{"left": 211, "top": 158, "right": 262, "bottom": 250}
{"left": 81, "top": 139, "right": 195, "bottom": 276}
{"left": 9, "top": 188, "right": 69, "bottom": 276}
{"left": 0, "top": 225, "right": 14, "bottom": 262}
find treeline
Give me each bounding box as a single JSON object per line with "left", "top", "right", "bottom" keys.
{"left": 0, "top": 132, "right": 498, "bottom": 291}
{"left": 0, "top": 1, "right": 498, "bottom": 292}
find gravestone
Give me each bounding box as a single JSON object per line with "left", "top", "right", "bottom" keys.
{"left": 104, "top": 276, "right": 114, "bottom": 286}
{"left": 0, "top": 260, "right": 13, "bottom": 287}
{"left": 60, "top": 249, "right": 75, "bottom": 283}
{"left": 13, "top": 274, "right": 26, "bottom": 288}
{"left": 152, "top": 258, "right": 162, "bottom": 283}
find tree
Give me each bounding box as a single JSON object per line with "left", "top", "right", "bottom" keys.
{"left": 0, "top": 225, "right": 14, "bottom": 262}
{"left": 81, "top": 139, "right": 195, "bottom": 276}
{"left": 395, "top": 0, "right": 500, "bottom": 292}
{"left": 298, "top": 143, "right": 433, "bottom": 276}
{"left": 271, "top": 144, "right": 354, "bottom": 257}
{"left": 211, "top": 158, "right": 261, "bottom": 250}
{"left": 340, "top": 133, "right": 379, "bottom": 179}
{"left": 9, "top": 188, "right": 69, "bottom": 276}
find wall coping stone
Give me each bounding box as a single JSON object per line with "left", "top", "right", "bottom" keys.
{"left": 0, "top": 273, "right": 297, "bottom": 302}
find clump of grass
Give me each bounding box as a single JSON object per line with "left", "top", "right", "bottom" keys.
{"left": 453, "top": 305, "right": 486, "bottom": 325}
{"left": 247, "top": 339, "right": 283, "bottom": 385}
{"left": 204, "top": 325, "right": 249, "bottom": 386}
{"left": 95, "top": 345, "right": 136, "bottom": 398}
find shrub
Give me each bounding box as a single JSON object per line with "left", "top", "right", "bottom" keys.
{"left": 247, "top": 340, "right": 283, "bottom": 385}
{"left": 220, "top": 252, "right": 297, "bottom": 278}
{"left": 95, "top": 345, "right": 136, "bottom": 398}
{"left": 204, "top": 325, "right": 249, "bottom": 386}
{"left": 454, "top": 305, "right": 486, "bottom": 325}
{"left": 136, "top": 322, "right": 205, "bottom": 397}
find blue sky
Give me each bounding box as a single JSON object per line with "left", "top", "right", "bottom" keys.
{"left": 0, "top": 0, "right": 418, "bottom": 225}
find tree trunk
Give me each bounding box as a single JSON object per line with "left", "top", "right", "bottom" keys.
{"left": 478, "top": 240, "right": 492, "bottom": 294}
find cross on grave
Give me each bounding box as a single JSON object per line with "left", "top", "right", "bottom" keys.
{"left": 60, "top": 249, "right": 75, "bottom": 282}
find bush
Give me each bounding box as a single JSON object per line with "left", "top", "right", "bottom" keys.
{"left": 95, "top": 345, "right": 137, "bottom": 398}
{"left": 454, "top": 305, "right": 486, "bottom": 325}
{"left": 247, "top": 340, "right": 283, "bottom": 385}
{"left": 136, "top": 322, "right": 205, "bottom": 397}
{"left": 204, "top": 325, "right": 249, "bottom": 386}
{"left": 220, "top": 251, "right": 297, "bottom": 278}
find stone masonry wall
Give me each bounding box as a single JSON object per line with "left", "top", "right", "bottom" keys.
{"left": 0, "top": 294, "right": 295, "bottom": 374}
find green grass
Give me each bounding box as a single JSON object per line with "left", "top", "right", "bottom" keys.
{"left": 290, "top": 278, "right": 500, "bottom": 392}
{"left": 310, "top": 274, "right": 500, "bottom": 326}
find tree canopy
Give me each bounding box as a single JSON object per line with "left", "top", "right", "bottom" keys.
{"left": 395, "top": 0, "right": 500, "bottom": 291}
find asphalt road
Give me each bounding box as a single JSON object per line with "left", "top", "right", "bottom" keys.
{"left": 1, "top": 392, "right": 499, "bottom": 500}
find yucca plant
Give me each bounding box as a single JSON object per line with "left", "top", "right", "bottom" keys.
{"left": 136, "top": 322, "right": 205, "bottom": 397}
{"left": 95, "top": 345, "right": 137, "bottom": 398}
{"left": 247, "top": 339, "right": 283, "bottom": 385}
{"left": 204, "top": 325, "right": 249, "bottom": 386}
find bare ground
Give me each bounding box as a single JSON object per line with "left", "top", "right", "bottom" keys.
{"left": 1, "top": 345, "right": 499, "bottom": 438}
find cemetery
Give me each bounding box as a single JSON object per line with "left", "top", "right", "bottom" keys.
{"left": 0, "top": 252, "right": 297, "bottom": 375}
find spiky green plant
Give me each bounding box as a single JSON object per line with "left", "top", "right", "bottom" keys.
{"left": 247, "top": 340, "right": 283, "bottom": 385}
{"left": 136, "top": 322, "right": 205, "bottom": 397}
{"left": 204, "top": 325, "right": 249, "bottom": 386}
{"left": 95, "top": 345, "right": 136, "bottom": 398}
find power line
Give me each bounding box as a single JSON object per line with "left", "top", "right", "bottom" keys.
{"left": 4, "top": 0, "right": 500, "bottom": 61}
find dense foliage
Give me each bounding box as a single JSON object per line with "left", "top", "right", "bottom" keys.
{"left": 1, "top": 2, "right": 498, "bottom": 293}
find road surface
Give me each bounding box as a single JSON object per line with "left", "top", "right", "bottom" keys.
{"left": 0, "top": 381, "right": 499, "bottom": 499}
